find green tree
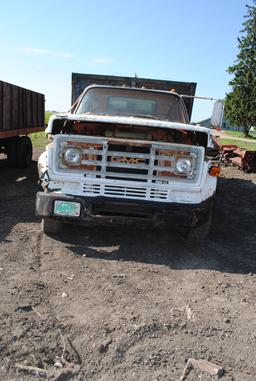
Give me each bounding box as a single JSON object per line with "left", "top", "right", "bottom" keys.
{"left": 225, "top": 1, "right": 256, "bottom": 137}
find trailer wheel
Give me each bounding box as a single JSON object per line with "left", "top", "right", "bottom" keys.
{"left": 41, "top": 219, "right": 62, "bottom": 235}
{"left": 16, "top": 136, "right": 33, "bottom": 168}
{"left": 6, "top": 137, "right": 18, "bottom": 167}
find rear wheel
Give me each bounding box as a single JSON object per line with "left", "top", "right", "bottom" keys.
{"left": 16, "top": 136, "right": 33, "bottom": 168}
{"left": 41, "top": 219, "right": 62, "bottom": 234}
{"left": 6, "top": 137, "right": 18, "bottom": 167}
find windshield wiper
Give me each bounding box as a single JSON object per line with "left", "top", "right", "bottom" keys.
{"left": 78, "top": 112, "right": 108, "bottom": 115}
{"left": 131, "top": 114, "right": 158, "bottom": 120}
{"left": 78, "top": 112, "right": 158, "bottom": 120}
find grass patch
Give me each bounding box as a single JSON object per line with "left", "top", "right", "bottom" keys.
{"left": 224, "top": 130, "right": 256, "bottom": 139}
{"left": 221, "top": 138, "right": 256, "bottom": 151}
{"left": 45, "top": 111, "right": 53, "bottom": 124}
{"left": 29, "top": 112, "right": 54, "bottom": 148}
{"left": 30, "top": 131, "right": 48, "bottom": 148}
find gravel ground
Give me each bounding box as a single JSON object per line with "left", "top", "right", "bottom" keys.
{"left": 0, "top": 150, "right": 256, "bottom": 381}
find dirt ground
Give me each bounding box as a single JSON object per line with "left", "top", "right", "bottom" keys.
{"left": 0, "top": 149, "right": 256, "bottom": 381}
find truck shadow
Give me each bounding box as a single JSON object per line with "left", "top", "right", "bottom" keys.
{"left": 61, "top": 176, "right": 256, "bottom": 275}
{"left": 0, "top": 159, "right": 40, "bottom": 241}
{"left": 0, "top": 157, "right": 256, "bottom": 276}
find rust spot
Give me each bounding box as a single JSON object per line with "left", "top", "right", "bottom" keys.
{"left": 67, "top": 141, "right": 102, "bottom": 149}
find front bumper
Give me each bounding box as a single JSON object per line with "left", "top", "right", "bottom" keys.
{"left": 36, "top": 192, "right": 213, "bottom": 228}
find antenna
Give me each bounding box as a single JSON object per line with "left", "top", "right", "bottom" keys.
{"left": 181, "top": 94, "right": 221, "bottom": 101}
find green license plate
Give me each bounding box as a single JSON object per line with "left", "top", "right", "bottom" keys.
{"left": 54, "top": 201, "right": 81, "bottom": 217}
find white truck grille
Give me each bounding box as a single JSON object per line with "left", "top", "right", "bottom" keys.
{"left": 82, "top": 183, "right": 169, "bottom": 200}
{"left": 53, "top": 135, "right": 203, "bottom": 202}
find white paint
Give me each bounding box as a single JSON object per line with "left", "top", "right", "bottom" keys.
{"left": 38, "top": 134, "right": 217, "bottom": 205}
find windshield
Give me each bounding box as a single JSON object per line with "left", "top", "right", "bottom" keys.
{"left": 75, "top": 87, "right": 187, "bottom": 123}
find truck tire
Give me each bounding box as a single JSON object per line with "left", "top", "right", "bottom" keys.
{"left": 16, "top": 136, "right": 33, "bottom": 168}
{"left": 186, "top": 208, "right": 213, "bottom": 244}
{"left": 6, "top": 137, "right": 18, "bottom": 167}
{"left": 41, "top": 219, "right": 62, "bottom": 235}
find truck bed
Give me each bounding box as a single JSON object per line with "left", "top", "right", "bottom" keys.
{"left": 0, "top": 80, "right": 45, "bottom": 138}
{"left": 71, "top": 73, "right": 196, "bottom": 121}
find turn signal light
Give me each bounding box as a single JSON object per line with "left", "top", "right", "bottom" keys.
{"left": 209, "top": 166, "right": 221, "bottom": 177}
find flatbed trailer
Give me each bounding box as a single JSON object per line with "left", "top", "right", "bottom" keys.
{"left": 0, "top": 80, "right": 45, "bottom": 167}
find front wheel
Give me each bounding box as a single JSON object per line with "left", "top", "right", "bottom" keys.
{"left": 185, "top": 209, "right": 213, "bottom": 244}
{"left": 41, "top": 219, "right": 62, "bottom": 234}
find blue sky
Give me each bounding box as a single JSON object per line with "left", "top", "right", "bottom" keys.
{"left": 0, "top": 0, "right": 251, "bottom": 121}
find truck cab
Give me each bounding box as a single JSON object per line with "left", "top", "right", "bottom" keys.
{"left": 36, "top": 83, "right": 221, "bottom": 240}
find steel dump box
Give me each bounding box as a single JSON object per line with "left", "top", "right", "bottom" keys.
{"left": 0, "top": 80, "right": 45, "bottom": 138}
{"left": 71, "top": 73, "right": 196, "bottom": 121}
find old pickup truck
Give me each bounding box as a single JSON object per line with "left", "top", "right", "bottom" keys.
{"left": 36, "top": 74, "right": 222, "bottom": 240}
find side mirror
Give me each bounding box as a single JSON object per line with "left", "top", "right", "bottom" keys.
{"left": 211, "top": 100, "right": 224, "bottom": 129}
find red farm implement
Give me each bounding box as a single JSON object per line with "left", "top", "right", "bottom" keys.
{"left": 221, "top": 144, "right": 256, "bottom": 173}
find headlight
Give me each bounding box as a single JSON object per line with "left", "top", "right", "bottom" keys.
{"left": 64, "top": 148, "right": 81, "bottom": 165}
{"left": 175, "top": 158, "right": 192, "bottom": 174}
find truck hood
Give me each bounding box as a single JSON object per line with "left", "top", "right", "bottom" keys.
{"left": 46, "top": 113, "right": 212, "bottom": 135}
